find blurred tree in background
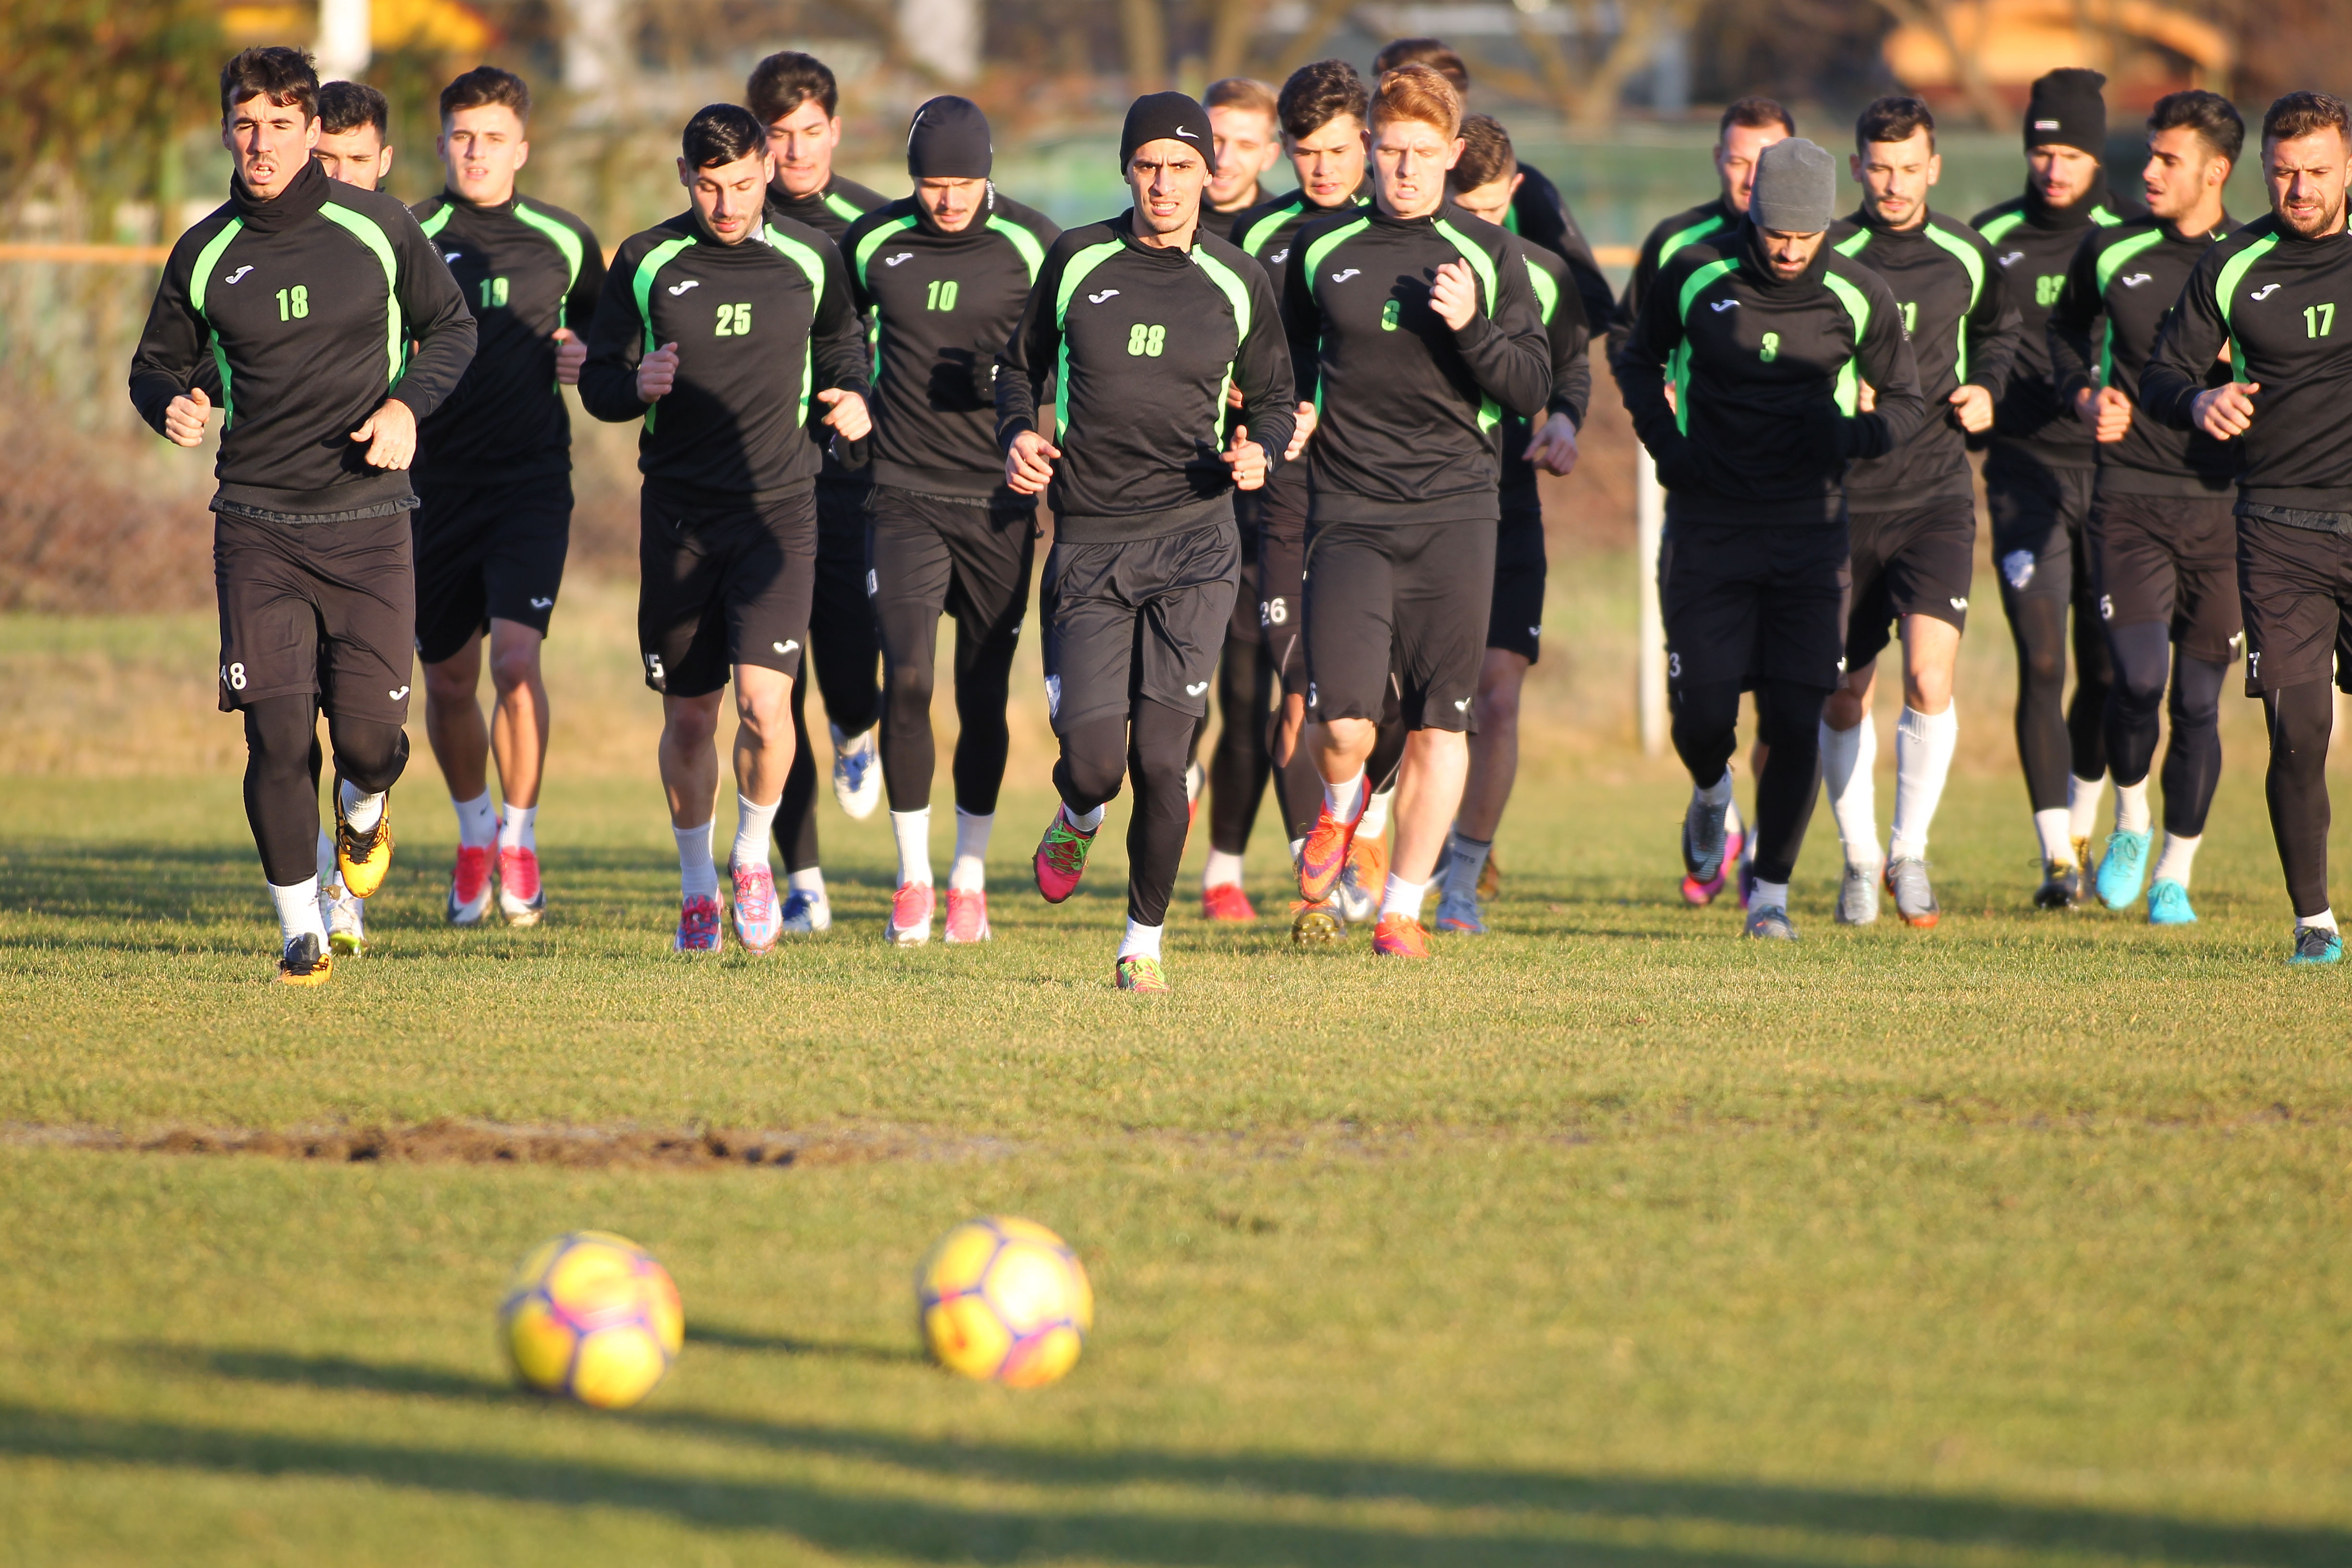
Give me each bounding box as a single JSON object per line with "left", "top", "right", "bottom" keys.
{"left": 0, "top": 0, "right": 224, "bottom": 221}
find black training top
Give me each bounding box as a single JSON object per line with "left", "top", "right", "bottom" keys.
{"left": 845, "top": 190, "right": 1062, "bottom": 500}
{"left": 996, "top": 210, "right": 1296, "bottom": 544}
{"left": 2143, "top": 217, "right": 2352, "bottom": 515}
{"left": 2047, "top": 214, "right": 2240, "bottom": 497}
{"left": 1499, "top": 233, "right": 1592, "bottom": 505}
{"left": 766, "top": 172, "right": 890, "bottom": 483}
{"left": 1231, "top": 187, "right": 1369, "bottom": 327}
{"left": 1507, "top": 163, "right": 1617, "bottom": 347}
{"left": 1614, "top": 221, "right": 1925, "bottom": 527}
{"left": 411, "top": 188, "right": 605, "bottom": 487}
{"left": 129, "top": 159, "right": 476, "bottom": 519}
{"left": 1830, "top": 206, "right": 2021, "bottom": 508}
{"left": 1970, "top": 173, "right": 2134, "bottom": 464}
{"left": 577, "top": 212, "right": 868, "bottom": 504}
{"left": 1608, "top": 195, "right": 1740, "bottom": 366}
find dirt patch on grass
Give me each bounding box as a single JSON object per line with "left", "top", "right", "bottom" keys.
{"left": 0, "top": 1119, "right": 1018, "bottom": 1170}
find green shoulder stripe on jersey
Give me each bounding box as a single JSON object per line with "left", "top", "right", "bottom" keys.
{"left": 629, "top": 233, "right": 697, "bottom": 431}
{"left": 988, "top": 214, "right": 1048, "bottom": 283}
{"left": 1977, "top": 209, "right": 2026, "bottom": 243}
{"left": 1671, "top": 256, "right": 1740, "bottom": 435}
{"left": 1052, "top": 238, "right": 1127, "bottom": 440}
{"left": 1432, "top": 220, "right": 1503, "bottom": 431}
{"left": 1503, "top": 206, "right": 1519, "bottom": 235}
{"left": 513, "top": 201, "right": 588, "bottom": 325}
{"left": 1302, "top": 217, "right": 1371, "bottom": 297}
{"left": 1191, "top": 247, "right": 1253, "bottom": 440}
{"left": 1522, "top": 255, "right": 1559, "bottom": 325}
{"left": 855, "top": 214, "right": 921, "bottom": 289}
{"left": 823, "top": 190, "right": 868, "bottom": 224}
{"left": 2217, "top": 233, "right": 2282, "bottom": 384}
{"left": 2092, "top": 205, "right": 2123, "bottom": 227}
{"left": 188, "top": 218, "right": 245, "bottom": 429}
{"left": 1240, "top": 196, "right": 1304, "bottom": 258}
{"left": 764, "top": 225, "right": 830, "bottom": 427}
{"left": 1821, "top": 268, "right": 1873, "bottom": 416}
{"left": 1922, "top": 219, "right": 1988, "bottom": 382}
{"left": 418, "top": 203, "right": 454, "bottom": 239}
{"left": 318, "top": 198, "right": 405, "bottom": 387}
{"left": 1660, "top": 212, "right": 1733, "bottom": 269}
{"left": 1834, "top": 230, "right": 1871, "bottom": 258}
{"left": 2093, "top": 227, "right": 2167, "bottom": 386}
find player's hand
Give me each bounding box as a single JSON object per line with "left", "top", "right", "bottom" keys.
{"left": 164, "top": 386, "right": 211, "bottom": 448}
{"left": 1285, "top": 400, "right": 1317, "bottom": 462}
{"left": 1523, "top": 410, "right": 1580, "bottom": 476}
{"left": 1431, "top": 260, "right": 1477, "bottom": 331}
{"left": 350, "top": 397, "right": 417, "bottom": 470}
{"left": 1856, "top": 380, "right": 1878, "bottom": 414}
{"left": 1006, "top": 429, "right": 1059, "bottom": 495}
{"left": 1949, "top": 383, "right": 1995, "bottom": 434}
{"left": 817, "top": 388, "right": 871, "bottom": 442}
{"left": 552, "top": 327, "right": 586, "bottom": 386}
{"left": 2192, "top": 380, "right": 2258, "bottom": 440}
{"left": 637, "top": 341, "right": 680, "bottom": 402}
{"left": 2073, "top": 384, "right": 2131, "bottom": 443}
{"left": 1224, "top": 424, "right": 1267, "bottom": 491}
{"left": 1227, "top": 382, "right": 1245, "bottom": 410}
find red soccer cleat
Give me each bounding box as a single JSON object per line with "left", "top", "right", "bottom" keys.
{"left": 1033, "top": 807, "right": 1099, "bottom": 904}
{"left": 1297, "top": 784, "right": 1368, "bottom": 905}
{"left": 1372, "top": 913, "right": 1432, "bottom": 958}
{"left": 1201, "top": 882, "right": 1256, "bottom": 922}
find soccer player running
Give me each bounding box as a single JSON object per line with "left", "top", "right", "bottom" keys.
{"left": 1431, "top": 115, "right": 1589, "bottom": 934}
{"left": 1205, "top": 77, "right": 1282, "bottom": 219}
{"left": 1286, "top": 65, "right": 1552, "bottom": 959}
{"left": 1615, "top": 138, "right": 1924, "bottom": 940}
{"left": 409, "top": 67, "right": 604, "bottom": 931}
{"left": 747, "top": 52, "right": 892, "bottom": 932}
{"left": 314, "top": 81, "right": 393, "bottom": 189}
{"left": 1972, "top": 69, "right": 2133, "bottom": 906}
{"left": 2047, "top": 91, "right": 2244, "bottom": 925}
{"left": 998, "top": 92, "right": 1295, "bottom": 992}
{"left": 129, "top": 47, "right": 476, "bottom": 984}
{"left": 844, "top": 98, "right": 1059, "bottom": 946}
{"left": 1818, "top": 98, "right": 2021, "bottom": 927}
{"left": 578, "top": 104, "right": 869, "bottom": 953}
{"left": 2141, "top": 91, "right": 2352, "bottom": 966}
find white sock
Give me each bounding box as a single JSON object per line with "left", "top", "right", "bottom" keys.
{"left": 730, "top": 793, "right": 781, "bottom": 873}
{"left": 340, "top": 778, "right": 385, "bottom": 833}
{"left": 2297, "top": 907, "right": 2339, "bottom": 933}
{"left": 1443, "top": 831, "right": 1490, "bottom": 904}
{"left": 498, "top": 804, "right": 536, "bottom": 852}
{"left": 1118, "top": 918, "right": 1163, "bottom": 959}
{"left": 1359, "top": 785, "right": 1393, "bottom": 838}
{"left": 951, "top": 808, "right": 992, "bottom": 892}
{"left": 316, "top": 828, "right": 340, "bottom": 886}
{"left": 1324, "top": 771, "right": 1366, "bottom": 821}
{"left": 452, "top": 790, "right": 496, "bottom": 848}
{"left": 270, "top": 878, "right": 329, "bottom": 945}
{"left": 1752, "top": 877, "right": 1791, "bottom": 912}
{"left": 1724, "top": 795, "right": 1745, "bottom": 837}
{"left": 1203, "top": 847, "right": 1246, "bottom": 889}
{"left": 675, "top": 821, "right": 718, "bottom": 902}
{"left": 2067, "top": 774, "right": 2106, "bottom": 843}
{"left": 2115, "top": 778, "right": 2153, "bottom": 835}
{"left": 1065, "top": 801, "right": 1105, "bottom": 833}
{"left": 1888, "top": 703, "right": 1958, "bottom": 862}
{"left": 1288, "top": 837, "right": 1305, "bottom": 861}
{"left": 1379, "top": 873, "right": 1427, "bottom": 920}
{"left": 2035, "top": 808, "right": 2074, "bottom": 865}
{"left": 788, "top": 866, "right": 826, "bottom": 898}
{"left": 1819, "top": 715, "right": 1879, "bottom": 870}
{"left": 1694, "top": 767, "right": 1733, "bottom": 808}
{"left": 890, "top": 806, "right": 933, "bottom": 887}
{"left": 2152, "top": 832, "right": 2201, "bottom": 887}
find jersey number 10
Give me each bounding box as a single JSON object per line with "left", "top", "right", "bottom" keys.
{"left": 926, "top": 279, "right": 959, "bottom": 311}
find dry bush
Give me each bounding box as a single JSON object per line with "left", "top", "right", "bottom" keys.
{"left": 0, "top": 394, "right": 215, "bottom": 612}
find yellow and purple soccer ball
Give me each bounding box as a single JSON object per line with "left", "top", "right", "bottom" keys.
{"left": 499, "top": 1230, "right": 684, "bottom": 1409}
{"left": 917, "top": 1216, "right": 1093, "bottom": 1387}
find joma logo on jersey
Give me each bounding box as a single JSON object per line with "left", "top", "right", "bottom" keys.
{"left": 2119, "top": 272, "right": 2153, "bottom": 287}
{"left": 667, "top": 279, "right": 700, "bottom": 296}
{"left": 2251, "top": 283, "right": 2281, "bottom": 301}
{"left": 883, "top": 253, "right": 913, "bottom": 266}
{"left": 1330, "top": 268, "right": 1360, "bottom": 283}
{"left": 222, "top": 265, "right": 254, "bottom": 285}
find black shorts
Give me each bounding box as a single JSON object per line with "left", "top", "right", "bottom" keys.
{"left": 1255, "top": 467, "right": 1311, "bottom": 699}
{"left": 1487, "top": 495, "right": 1547, "bottom": 663}
{"left": 411, "top": 476, "right": 571, "bottom": 664}
{"left": 1042, "top": 521, "right": 1240, "bottom": 735}
{"left": 1844, "top": 500, "right": 1974, "bottom": 668}
{"left": 1985, "top": 449, "right": 2096, "bottom": 604}
{"left": 1660, "top": 519, "right": 1849, "bottom": 692}
{"left": 213, "top": 506, "right": 415, "bottom": 724}
{"left": 868, "top": 486, "right": 1036, "bottom": 666}
{"left": 2091, "top": 490, "right": 2241, "bottom": 666}
{"left": 637, "top": 487, "right": 817, "bottom": 700}
{"left": 2237, "top": 515, "right": 2352, "bottom": 696}
{"left": 1304, "top": 517, "right": 1494, "bottom": 733}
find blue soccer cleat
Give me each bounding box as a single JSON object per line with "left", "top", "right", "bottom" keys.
{"left": 2094, "top": 829, "right": 2150, "bottom": 910}
{"left": 2146, "top": 878, "right": 2197, "bottom": 926}
{"left": 2289, "top": 926, "right": 2343, "bottom": 966}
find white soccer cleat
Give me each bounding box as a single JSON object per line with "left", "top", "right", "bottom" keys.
{"left": 321, "top": 878, "right": 367, "bottom": 956}
{"left": 833, "top": 725, "right": 883, "bottom": 820}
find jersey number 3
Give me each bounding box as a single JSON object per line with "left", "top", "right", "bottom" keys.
{"left": 714, "top": 303, "right": 753, "bottom": 337}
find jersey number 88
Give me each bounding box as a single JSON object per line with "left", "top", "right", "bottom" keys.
{"left": 1126, "top": 323, "right": 1165, "bottom": 357}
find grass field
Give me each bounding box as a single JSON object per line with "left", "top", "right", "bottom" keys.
{"left": 4, "top": 571, "right": 2351, "bottom": 1566}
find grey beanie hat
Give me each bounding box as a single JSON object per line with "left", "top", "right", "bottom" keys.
{"left": 1751, "top": 137, "right": 1836, "bottom": 233}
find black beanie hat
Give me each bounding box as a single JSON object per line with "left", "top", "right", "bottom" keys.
{"left": 2025, "top": 68, "right": 2107, "bottom": 154}
{"left": 907, "top": 95, "right": 992, "bottom": 179}
{"left": 1118, "top": 90, "right": 1213, "bottom": 169}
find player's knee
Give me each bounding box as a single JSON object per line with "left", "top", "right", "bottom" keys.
{"left": 241, "top": 696, "right": 315, "bottom": 779}
{"left": 885, "top": 659, "right": 937, "bottom": 715}
{"left": 487, "top": 642, "right": 542, "bottom": 697}
{"left": 1823, "top": 686, "right": 1867, "bottom": 731}
{"left": 2169, "top": 658, "right": 2226, "bottom": 730}
{"left": 662, "top": 694, "right": 723, "bottom": 750}
{"left": 331, "top": 719, "right": 409, "bottom": 794}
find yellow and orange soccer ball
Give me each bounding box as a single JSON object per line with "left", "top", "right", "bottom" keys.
{"left": 917, "top": 1216, "right": 1093, "bottom": 1387}
{"left": 499, "top": 1231, "right": 684, "bottom": 1409}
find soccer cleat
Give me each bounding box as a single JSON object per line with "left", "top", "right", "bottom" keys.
{"left": 1372, "top": 912, "right": 1432, "bottom": 958}
{"left": 2147, "top": 878, "right": 2197, "bottom": 926}
{"left": 943, "top": 887, "right": 991, "bottom": 944}
{"left": 730, "top": 863, "right": 781, "bottom": 953}
{"left": 1115, "top": 954, "right": 1170, "bottom": 993}
{"left": 277, "top": 931, "right": 333, "bottom": 985}
{"left": 1835, "top": 863, "right": 1880, "bottom": 925}
{"left": 780, "top": 887, "right": 831, "bottom": 934}
{"left": 1434, "top": 891, "right": 1485, "bottom": 933}
{"left": 322, "top": 879, "right": 367, "bottom": 956}
{"left": 334, "top": 787, "right": 393, "bottom": 900}
{"left": 1335, "top": 833, "right": 1387, "bottom": 924}
{"left": 674, "top": 893, "right": 722, "bottom": 953}
{"left": 2073, "top": 835, "right": 2098, "bottom": 887}
{"left": 1201, "top": 882, "right": 1256, "bottom": 922}
{"left": 1289, "top": 897, "right": 1347, "bottom": 947}
{"left": 2290, "top": 925, "right": 2343, "bottom": 966}
{"left": 1033, "top": 808, "right": 1098, "bottom": 903}
{"left": 2034, "top": 858, "right": 2084, "bottom": 909}
{"left": 833, "top": 729, "right": 883, "bottom": 820}
{"left": 1682, "top": 791, "right": 1729, "bottom": 888}
{"left": 2095, "top": 829, "right": 2150, "bottom": 910}
{"left": 498, "top": 845, "right": 546, "bottom": 927}
{"left": 447, "top": 845, "right": 493, "bottom": 926}
{"left": 1744, "top": 903, "right": 1798, "bottom": 941}
{"left": 1884, "top": 856, "right": 1940, "bottom": 928}
{"left": 1298, "top": 788, "right": 1369, "bottom": 904}
{"left": 886, "top": 881, "right": 936, "bottom": 946}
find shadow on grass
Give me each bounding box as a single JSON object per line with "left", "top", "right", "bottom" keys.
{"left": 685, "top": 1323, "right": 929, "bottom": 1364}
{"left": 61, "top": 1347, "right": 2346, "bottom": 1567}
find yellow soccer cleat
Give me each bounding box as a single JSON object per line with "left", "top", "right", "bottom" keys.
{"left": 277, "top": 931, "right": 334, "bottom": 986}
{"left": 335, "top": 787, "right": 395, "bottom": 900}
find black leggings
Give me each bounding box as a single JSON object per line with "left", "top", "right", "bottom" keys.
{"left": 1672, "top": 678, "right": 1826, "bottom": 885}
{"left": 2264, "top": 681, "right": 2335, "bottom": 919}
{"left": 1205, "top": 627, "right": 1272, "bottom": 855}
{"left": 243, "top": 694, "right": 407, "bottom": 886}
{"left": 2104, "top": 621, "right": 2228, "bottom": 837}
{"left": 776, "top": 673, "right": 821, "bottom": 874}
{"left": 1054, "top": 697, "right": 1195, "bottom": 927}
{"left": 2004, "top": 589, "right": 2111, "bottom": 810}
{"left": 878, "top": 608, "right": 1021, "bottom": 821}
